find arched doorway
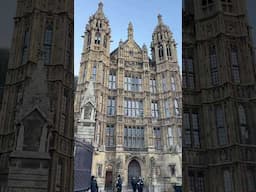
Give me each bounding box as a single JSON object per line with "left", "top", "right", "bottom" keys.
{"left": 128, "top": 160, "right": 141, "bottom": 188}
{"left": 105, "top": 165, "right": 113, "bottom": 191}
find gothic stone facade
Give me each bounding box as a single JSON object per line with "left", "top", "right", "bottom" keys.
{"left": 75, "top": 3, "right": 182, "bottom": 191}
{"left": 0, "top": 0, "right": 74, "bottom": 191}
{"left": 182, "top": 0, "right": 256, "bottom": 191}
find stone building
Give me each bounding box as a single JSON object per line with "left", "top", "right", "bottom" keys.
{"left": 75, "top": 2, "right": 182, "bottom": 191}
{"left": 247, "top": 0, "right": 256, "bottom": 64}
{"left": 0, "top": 49, "right": 9, "bottom": 109}
{"left": 182, "top": 0, "right": 256, "bottom": 191}
{"left": 0, "top": 0, "right": 74, "bottom": 191}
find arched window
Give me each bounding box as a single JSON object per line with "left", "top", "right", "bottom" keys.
{"left": 43, "top": 24, "right": 53, "bottom": 64}
{"left": 105, "top": 124, "right": 115, "bottom": 147}
{"left": 21, "top": 29, "right": 30, "bottom": 65}
{"left": 231, "top": 46, "right": 240, "bottom": 83}
{"left": 91, "top": 65, "right": 97, "bottom": 81}
{"left": 167, "top": 44, "right": 172, "bottom": 57}
{"left": 222, "top": 0, "right": 233, "bottom": 12}
{"left": 209, "top": 45, "right": 219, "bottom": 85}
{"left": 215, "top": 105, "right": 228, "bottom": 145}
{"left": 171, "top": 77, "right": 176, "bottom": 91}
{"left": 238, "top": 104, "right": 248, "bottom": 143}
{"left": 174, "top": 99, "right": 180, "bottom": 115}
{"left": 95, "top": 32, "right": 101, "bottom": 44}
{"left": 158, "top": 44, "right": 164, "bottom": 60}
{"left": 157, "top": 32, "right": 162, "bottom": 41}
{"left": 87, "top": 32, "right": 91, "bottom": 47}
{"left": 224, "top": 169, "right": 233, "bottom": 192}
{"left": 96, "top": 20, "right": 102, "bottom": 28}
{"left": 103, "top": 35, "right": 107, "bottom": 48}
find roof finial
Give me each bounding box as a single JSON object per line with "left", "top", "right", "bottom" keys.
{"left": 158, "top": 14, "right": 163, "bottom": 24}
{"left": 98, "top": 1, "right": 103, "bottom": 12}
{"left": 128, "top": 22, "right": 134, "bottom": 40}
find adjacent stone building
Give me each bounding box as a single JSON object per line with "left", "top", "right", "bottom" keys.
{"left": 182, "top": 0, "right": 256, "bottom": 191}
{"left": 0, "top": 0, "right": 74, "bottom": 191}
{"left": 0, "top": 49, "right": 9, "bottom": 110}
{"left": 247, "top": 0, "right": 256, "bottom": 64}
{"left": 75, "top": 3, "right": 182, "bottom": 191}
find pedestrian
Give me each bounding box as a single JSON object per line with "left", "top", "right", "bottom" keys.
{"left": 137, "top": 177, "right": 144, "bottom": 192}
{"left": 131, "top": 177, "right": 137, "bottom": 192}
{"left": 89, "top": 176, "right": 98, "bottom": 192}
{"left": 116, "top": 174, "right": 122, "bottom": 192}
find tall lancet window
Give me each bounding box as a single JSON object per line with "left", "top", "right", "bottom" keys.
{"left": 92, "top": 65, "right": 97, "bottom": 81}
{"left": 162, "top": 73, "right": 167, "bottom": 92}
{"left": 151, "top": 101, "right": 159, "bottom": 118}
{"left": 66, "top": 25, "right": 72, "bottom": 69}
{"left": 103, "top": 35, "right": 107, "bottom": 48}
{"left": 231, "top": 46, "right": 240, "bottom": 83}
{"left": 87, "top": 32, "right": 91, "bottom": 47}
{"left": 158, "top": 44, "right": 164, "bottom": 60}
{"left": 221, "top": 0, "right": 233, "bottom": 13}
{"left": 209, "top": 45, "right": 219, "bottom": 85}
{"left": 164, "top": 99, "right": 170, "bottom": 118}
{"left": 96, "top": 20, "right": 102, "bottom": 28}
{"left": 105, "top": 124, "right": 115, "bottom": 147}
{"left": 95, "top": 32, "right": 101, "bottom": 44}
{"left": 150, "top": 78, "right": 156, "bottom": 93}
{"left": 167, "top": 44, "right": 172, "bottom": 58}
{"left": 215, "top": 105, "right": 228, "bottom": 145}
{"left": 171, "top": 76, "right": 176, "bottom": 91}
{"left": 43, "top": 24, "right": 53, "bottom": 64}
{"left": 109, "top": 70, "right": 116, "bottom": 89}
{"left": 238, "top": 104, "right": 248, "bottom": 144}
{"left": 153, "top": 127, "right": 162, "bottom": 150}
{"left": 247, "top": 168, "right": 256, "bottom": 192}
{"left": 223, "top": 169, "right": 233, "bottom": 192}
{"left": 21, "top": 29, "right": 30, "bottom": 65}
{"left": 174, "top": 99, "right": 180, "bottom": 115}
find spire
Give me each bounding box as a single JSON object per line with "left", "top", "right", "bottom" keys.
{"left": 157, "top": 14, "right": 163, "bottom": 25}
{"left": 93, "top": 1, "right": 107, "bottom": 20}
{"left": 98, "top": 1, "right": 103, "bottom": 12}
{"left": 142, "top": 43, "right": 148, "bottom": 52}
{"left": 128, "top": 22, "right": 134, "bottom": 40}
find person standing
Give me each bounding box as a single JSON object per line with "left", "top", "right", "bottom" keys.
{"left": 116, "top": 175, "right": 122, "bottom": 192}
{"left": 131, "top": 177, "right": 137, "bottom": 192}
{"left": 137, "top": 177, "right": 144, "bottom": 192}
{"left": 89, "top": 176, "right": 98, "bottom": 192}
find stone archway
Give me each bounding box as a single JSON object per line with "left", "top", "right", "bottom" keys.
{"left": 128, "top": 160, "right": 141, "bottom": 188}
{"left": 105, "top": 165, "right": 113, "bottom": 191}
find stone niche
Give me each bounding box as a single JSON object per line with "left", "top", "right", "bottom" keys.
{"left": 22, "top": 109, "right": 46, "bottom": 151}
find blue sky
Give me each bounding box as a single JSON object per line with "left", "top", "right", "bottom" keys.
{"left": 75, "top": 0, "right": 182, "bottom": 75}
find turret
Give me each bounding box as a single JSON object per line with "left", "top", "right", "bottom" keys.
{"left": 151, "top": 14, "right": 177, "bottom": 63}
{"left": 83, "top": 2, "right": 111, "bottom": 54}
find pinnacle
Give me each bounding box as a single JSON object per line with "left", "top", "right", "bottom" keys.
{"left": 157, "top": 14, "right": 163, "bottom": 24}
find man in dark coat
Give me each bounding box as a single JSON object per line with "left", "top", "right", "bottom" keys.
{"left": 131, "top": 177, "right": 137, "bottom": 192}
{"left": 90, "top": 176, "right": 98, "bottom": 192}
{"left": 116, "top": 175, "right": 122, "bottom": 192}
{"left": 137, "top": 177, "right": 144, "bottom": 192}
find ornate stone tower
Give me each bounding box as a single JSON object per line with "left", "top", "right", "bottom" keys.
{"left": 183, "top": 0, "right": 256, "bottom": 191}
{"left": 74, "top": 1, "right": 111, "bottom": 144}
{"left": 75, "top": 3, "right": 182, "bottom": 191}
{"left": 0, "top": 0, "right": 74, "bottom": 191}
